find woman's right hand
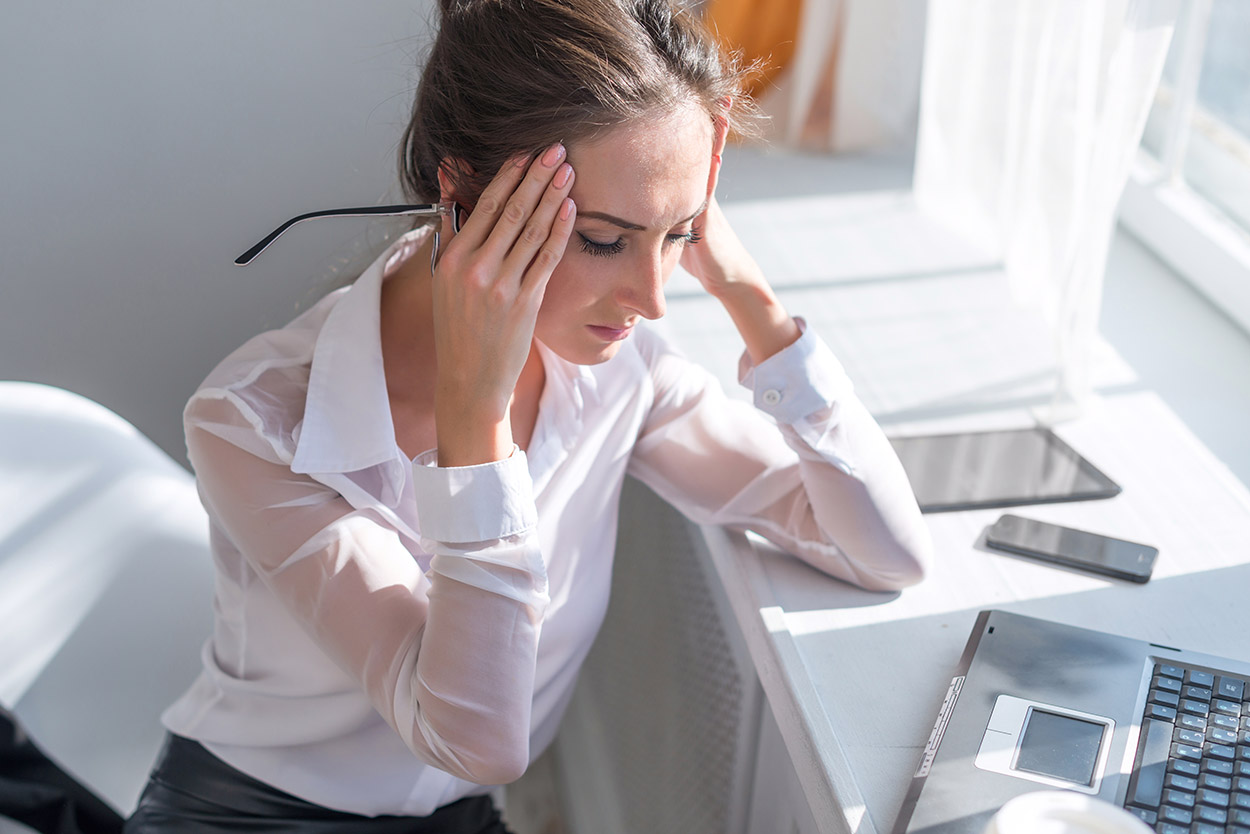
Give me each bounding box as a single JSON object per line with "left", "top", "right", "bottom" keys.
{"left": 430, "top": 144, "right": 576, "bottom": 467}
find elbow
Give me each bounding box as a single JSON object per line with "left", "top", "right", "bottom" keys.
{"left": 408, "top": 714, "right": 531, "bottom": 786}
{"left": 450, "top": 745, "right": 530, "bottom": 786}
{"left": 853, "top": 532, "right": 932, "bottom": 592}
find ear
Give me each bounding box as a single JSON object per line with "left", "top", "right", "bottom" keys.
{"left": 706, "top": 97, "right": 732, "bottom": 199}
{"left": 712, "top": 96, "right": 732, "bottom": 158}
{"left": 437, "top": 158, "right": 476, "bottom": 205}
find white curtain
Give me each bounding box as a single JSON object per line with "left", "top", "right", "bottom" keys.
{"left": 914, "top": 0, "right": 1181, "bottom": 417}
{"left": 758, "top": 0, "right": 928, "bottom": 153}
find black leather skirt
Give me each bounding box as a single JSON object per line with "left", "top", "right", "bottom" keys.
{"left": 123, "top": 734, "right": 511, "bottom": 833}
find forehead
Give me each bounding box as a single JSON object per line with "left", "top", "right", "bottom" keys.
{"left": 567, "top": 104, "right": 713, "bottom": 224}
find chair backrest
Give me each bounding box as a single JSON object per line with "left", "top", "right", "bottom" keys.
{"left": 0, "top": 382, "right": 215, "bottom": 816}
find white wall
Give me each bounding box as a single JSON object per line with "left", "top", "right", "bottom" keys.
{"left": 1, "top": 2, "right": 437, "bottom": 462}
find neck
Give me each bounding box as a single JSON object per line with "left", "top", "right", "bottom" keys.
{"left": 380, "top": 232, "right": 439, "bottom": 405}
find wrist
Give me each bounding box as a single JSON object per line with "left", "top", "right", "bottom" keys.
{"left": 718, "top": 283, "right": 800, "bottom": 365}
{"left": 435, "top": 393, "right": 514, "bottom": 467}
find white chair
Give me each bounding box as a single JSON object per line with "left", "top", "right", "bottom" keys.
{"left": 0, "top": 381, "right": 215, "bottom": 820}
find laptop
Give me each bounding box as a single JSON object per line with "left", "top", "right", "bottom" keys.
{"left": 892, "top": 610, "right": 1250, "bottom": 834}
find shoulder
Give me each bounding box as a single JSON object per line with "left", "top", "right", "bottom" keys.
{"left": 185, "top": 291, "right": 344, "bottom": 462}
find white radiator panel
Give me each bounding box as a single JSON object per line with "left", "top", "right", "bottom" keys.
{"left": 557, "top": 478, "right": 762, "bottom": 834}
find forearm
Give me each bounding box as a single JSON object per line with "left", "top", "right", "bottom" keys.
{"left": 710, "top": 277, "right": 801, "bottom": 366}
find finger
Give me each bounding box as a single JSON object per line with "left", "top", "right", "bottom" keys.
{"left": 450, "top": 154, "right": 531, "bottom": 250}
{"left": 502, "top": 161, "right": 575, "bottom": 275}
{"left": 477, "top": 143, "right": 568, "bottom": 260}
{"left": 520, "top": 197, "right": 576, "bottom": 308}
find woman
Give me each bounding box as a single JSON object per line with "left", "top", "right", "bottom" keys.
{"left": 125, "top": 0, "right": 930, "bottom": 831}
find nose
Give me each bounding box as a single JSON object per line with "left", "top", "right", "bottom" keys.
{"left": 619, "top": 247, "right": 667, "bottom": 320}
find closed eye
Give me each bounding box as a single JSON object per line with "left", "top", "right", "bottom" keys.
{"left": 667, "top": 228, "right": 702, "bottom": 247}
{"left": 578, "top": 234, "right": 625, "bottom": 258}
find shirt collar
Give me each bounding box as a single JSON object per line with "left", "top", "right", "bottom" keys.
{"left": 291, "top": 230, "right": 426, "bottom": 476}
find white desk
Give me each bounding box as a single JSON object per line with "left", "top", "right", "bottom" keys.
{"left": 659, "top": 189, "right": 1250, "bottom": 833}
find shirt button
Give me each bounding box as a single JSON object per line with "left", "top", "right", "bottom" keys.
{"left": 762, "top": 389, "right": 782, "bottom": 406}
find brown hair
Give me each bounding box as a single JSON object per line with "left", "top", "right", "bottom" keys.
{"left": 398, "top": 0, "right": 762, "bottom": 206}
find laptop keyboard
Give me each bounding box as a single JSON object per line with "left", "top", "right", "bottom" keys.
{"left": 1123, "top": 663, "right": 1250, "bottom": 834}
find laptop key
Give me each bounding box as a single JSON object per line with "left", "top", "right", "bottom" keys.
{"left": 1150, "top": 690, "right": 1181, "bottom": 708}
{"left": 1234, "top": 807, "right": 1250, "bottom": 825}
{"left": 1129, "top": 719, "right": 1175, "bottom": 808}
{"left": 1188, "top": 822, "right": 1222, "bottom": 834}
{"left": 1162, "top": 788, "right": 1196, "bottom": 808}
{"left": 1196, "top": 788, "right": 1229, "bottom": 808}
{"left": 1124, "top": 806, "right": 1156, "bottom": 825}
{"left": 1236, "top": 793, "right": 1250, "bottom": 811}
{"left": 1170, "top": 758, "right": 1201, "bottom": 777}
{"left": 1184, "top": 685, "right": 1214, "bottom": 701}
{"left": 1154, "top": 823, "right": 1186, "bottom": 834}
{"left": 1209, "top": 727, "right": 1239, "bottom": 745}
{"left": 1153, "top": 675, "right": 1183, "bottom": 693}
{"left": 1214, "top": 698, "right": 1242, "bottom": 716}
{"left": 1157, "top": 663, "right": 1185, "bottom": 680}
{"left": 1213, "top": 714, "right": 1240, "bottom": 731}
{"left": 1203, "top": 758, "right": 1235, "bottom": 776}
{"left": 1177, "top": 728, "right": 1206, "bottom": 746}
{"left": 1187, "top": 670, "right": 1216, "bottom": 688}
{"left": 1240, "top": 744, "right": 1250, "bottom": 760}
{"left": 1236, "top": 776, "right": 1250, "bottom": 792}
{"left": 1198, "top": 772, "right": 1231, "bottom": 792}
{"left": 1194, "top": 803, "right": 1227, "bottom": 824}
{"left": 1207, "top": 743, "right": 1237, "bottom": 762}
{"left": 1179, "top": 713, "right": 1208, "bottom": 732}
{"left": 1156, "top": 804, "right": 1190, "bottom": 824}
{"left": 1182, "top": 699, "right": 1211, "bottom": 716}
{"left": 1218, "top": 676, "right": 1247, "bottom": 702}
{"left": 1237, "top": 760, "right": 1250, "bottom": 777}
{"left": 1146, "top": 703, "right": 1178, "bottom": 721}
{"left": 1174, "top": 742, "right": 1205, "bottom": 762}
{"left": 1166, "top": 772, "right": 1199, "bottom": 792}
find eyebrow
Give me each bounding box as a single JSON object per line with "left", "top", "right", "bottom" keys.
{"left": 577, "top": 198, "right": 709, "bottom": 231}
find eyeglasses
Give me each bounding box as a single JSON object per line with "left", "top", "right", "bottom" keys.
{"left": 234, "top": 201, "right": 465, "bottom": 266}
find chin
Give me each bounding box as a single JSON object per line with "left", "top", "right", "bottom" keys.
{"left": 542, "top": 335, "right": 627, "bottom": 366}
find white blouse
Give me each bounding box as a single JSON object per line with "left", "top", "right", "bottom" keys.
{"left": 162, "top": 229, "right": 931, "bottom": 817}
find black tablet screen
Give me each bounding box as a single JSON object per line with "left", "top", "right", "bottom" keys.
{"left": 888, "top": 427, "right": 1120, "bottom": 513}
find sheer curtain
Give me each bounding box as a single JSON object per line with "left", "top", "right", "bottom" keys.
{"left": 706, "top": 0, "right": 927, "bottom": 152}
{"left": 914, "top": 0, "right": 1182, "bottom": 417}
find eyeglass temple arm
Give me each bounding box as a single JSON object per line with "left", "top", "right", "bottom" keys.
{"left": 234, "top": 203, "right": 456, "bottom": 266}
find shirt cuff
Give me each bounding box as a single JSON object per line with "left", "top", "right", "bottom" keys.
{"left": 737, "top": 318, "right": 854, "bottom": 422}
{"left": 411, "top": 447, "right": 537, "bottom": 543}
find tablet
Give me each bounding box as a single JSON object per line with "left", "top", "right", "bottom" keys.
{"left": 887, "top": 427, "right": 1121, "bottom": 513}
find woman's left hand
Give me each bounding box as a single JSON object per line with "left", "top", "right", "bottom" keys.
{"left": 678, "top": 194, "right": 768, "bottom": 301}
{"left": 680, "top": 160, "right": 801, "bottom": 365}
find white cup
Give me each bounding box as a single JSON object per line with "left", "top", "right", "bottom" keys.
{"left": 984, "top": 791, "right": 1153, "bottom": 834}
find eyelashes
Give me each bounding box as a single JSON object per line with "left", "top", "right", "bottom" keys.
{"left": 577, "top": 229, "right": 702, "bottom": 258}
{"left": 579, "top": 236, "right": 626, "bottom": 258}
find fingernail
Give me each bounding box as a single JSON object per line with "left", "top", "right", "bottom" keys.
{"left": 554, "top": 163, "right": 572, "bottom": 188}
{"left": 560, "top": 198, "right": 575, "bottom": 220}
{"left": 541, "top": 143, "right": 566, "bottom": 168}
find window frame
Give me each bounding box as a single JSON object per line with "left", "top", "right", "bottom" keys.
{"left": 1116, "top": 0, "right": 1250, "bottom": 335}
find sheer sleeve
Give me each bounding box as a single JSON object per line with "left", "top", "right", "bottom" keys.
{"left": 627, "top": 324, "right": 931, "bottom": 591}
{"left": 185, "top": 393, "right": 547, "bottom": 785}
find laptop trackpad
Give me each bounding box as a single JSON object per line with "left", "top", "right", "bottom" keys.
{"left": 974, "top": 695, "right": 1115, "bottom": 795}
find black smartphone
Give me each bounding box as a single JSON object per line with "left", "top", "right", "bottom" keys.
{"left": 984, "top": 514, "right": 1158, "bottom": 583}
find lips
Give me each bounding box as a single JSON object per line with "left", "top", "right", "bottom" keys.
{"left": 587, "top": 324, "right": 634, "bottom": 342}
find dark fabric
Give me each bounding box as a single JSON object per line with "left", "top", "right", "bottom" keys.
{"left": 123, "top": 735, "right": 511, "bottom": 833}
{"left": 0, "top": 706, "right": 124, "bottom": 834}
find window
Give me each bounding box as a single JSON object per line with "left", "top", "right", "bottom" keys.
{"left": 1119, "top": 0, "right": 1250, "bottom": 333}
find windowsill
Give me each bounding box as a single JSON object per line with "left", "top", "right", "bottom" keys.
{"left": 718, "top": 143, "right": 1250, "bottom": 493}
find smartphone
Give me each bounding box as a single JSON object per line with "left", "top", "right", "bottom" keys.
{"left": 984, "top": 514, "right": 1158, "bottom": 583}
